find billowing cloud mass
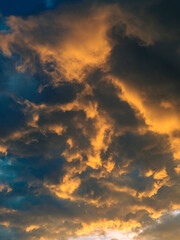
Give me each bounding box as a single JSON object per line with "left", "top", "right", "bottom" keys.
{"left": 0, "top": 0, "right": 180, "bottom": 239}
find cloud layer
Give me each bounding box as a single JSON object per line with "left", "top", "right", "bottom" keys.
{"left": 0, "top": 0, "right": 180, "bottom": 239}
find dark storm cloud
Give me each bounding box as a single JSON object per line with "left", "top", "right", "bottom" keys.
{"left": 7, "top": 131, "right": 67, "bottom": 158}
{"left": 88, "top": 71, "right": 145, "bottom": 131}
{"left": 109, "top": 30, "right": 180, "bottom": 104}
{"left": 35, "top": 83, "right": 81, "bottom": 105}
{"left": 107, "top": 0, "right": 180, "bottom": 120}
{"left": 136, "top": 212, "right": 180, "bottom": 240}
{"left": 0, "top": 1, "right": 179, "bottom": 240}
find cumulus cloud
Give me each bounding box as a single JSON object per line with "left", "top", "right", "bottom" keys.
{"left": 0, "top": 0, "right": 179, "bottom": 240}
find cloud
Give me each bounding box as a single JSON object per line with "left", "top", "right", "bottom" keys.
{"left": 0, "top": 4, "right": 120, "bottom": 84}
{"left": 0, "top": 1, "right": 179, "bottom": 240}
{"left": 136, "top": 212, "right": 180, "bottom": 240}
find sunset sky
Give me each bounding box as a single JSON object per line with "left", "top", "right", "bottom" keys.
{"left": 0, "top": 0, "right": 180, "bottom": 239}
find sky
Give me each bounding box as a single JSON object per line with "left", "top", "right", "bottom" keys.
{"left": 0, "top": 0, "right": 180, "bottom": 239}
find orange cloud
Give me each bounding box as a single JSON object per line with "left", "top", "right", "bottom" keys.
{"left": 26, "top": 225, "right": 40, "bottom": 232}
{"left": 0, "top": 222, "right": 10, "bottom": 228}
{"left": 0, "top": 145, "right": 8, "bottom": 155}
{"left": 45, "top": 174, "right": 81, "bottom": 200}
{"left": 110, "top": 76, "right": 180, "bottom": 163}
{"left": 0, "top": 184, "right": 12, "bottom": 193}
{"left": 76, "top": 219, "right": 141, "bottom": 237}
{"left": 0, "top": 2, "right": 179, "bottom": 240}
{"left": 0, "top": 5, "right": 122, "bottom": 84}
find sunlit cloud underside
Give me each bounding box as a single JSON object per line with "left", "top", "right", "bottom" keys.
{"left": 0, "top": 0, "right": 180, "bottom": 240}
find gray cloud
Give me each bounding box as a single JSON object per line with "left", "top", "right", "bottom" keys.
{"left": 0, "top": 1, "right": 179, "bottom": 240}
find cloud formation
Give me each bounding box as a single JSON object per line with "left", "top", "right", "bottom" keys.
{"left": 0, "top": 0, "right": 180, "bottom": 239}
